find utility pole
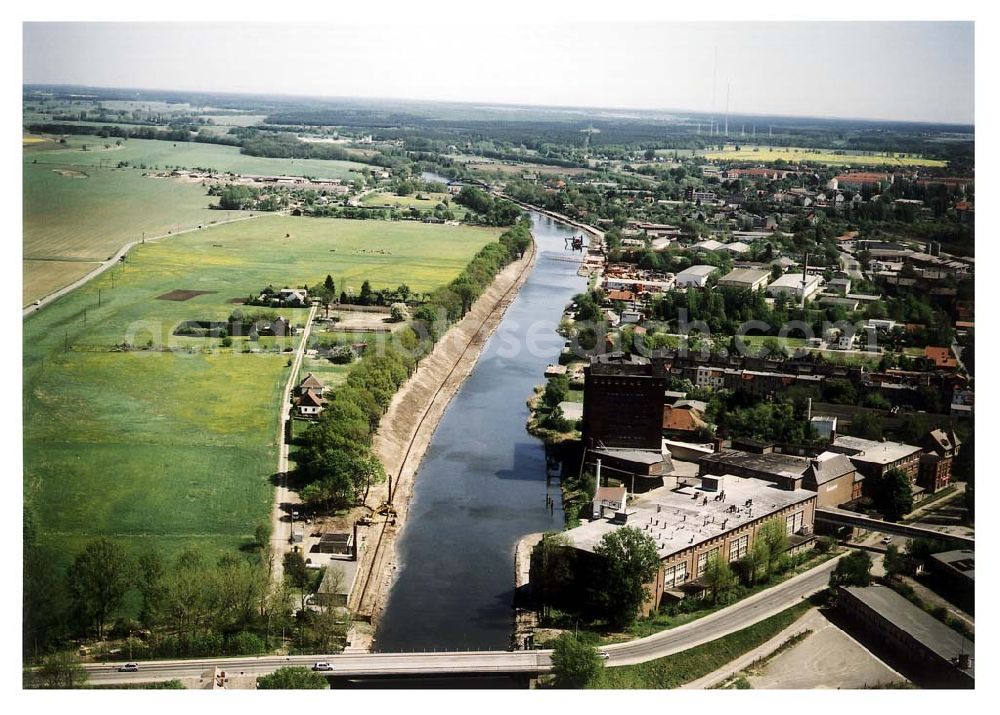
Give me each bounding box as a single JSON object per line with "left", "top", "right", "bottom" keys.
{"left": 724, "top": 83, "right": 730, "bottom": 138}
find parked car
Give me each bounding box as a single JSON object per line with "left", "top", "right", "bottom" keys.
{"left": 598, "top": 651, "right": 610, "bottom": 660}
{"left": 312, "top": 662, "right": 334, "bottom": 672}
{"left": 882, "top": 535, "right": 894, "bottom": 544}
{"left": 117, "top": 663, "right": 139, "bottom": 672}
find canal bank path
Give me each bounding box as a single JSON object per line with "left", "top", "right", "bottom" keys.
{"left": 347, "top": 234, "right": 539, "bottom": 635}
{"left": 269, "top": 303, "right": 319, "bottom": 584}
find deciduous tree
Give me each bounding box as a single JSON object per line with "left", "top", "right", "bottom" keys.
{"left": 550, "top": 633, "right": 602, "bottom": 689}
{"left": 592, "top": 527, "right": 660, "bottom": 628}
{"left": 257, "top": 666, "right": 328, "bottom": 689}
{"left": 829, "top": 550, "right": 872, "bottom": 588}
{"left": 703, "top": 553, "right": 736, "bottom": 604}
{"left": 66, "top": 538, "right": 133, "bottom": 639}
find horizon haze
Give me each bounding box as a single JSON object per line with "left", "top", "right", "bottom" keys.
{"left": 23, "top": 21, "right": 975, "bottom": 125}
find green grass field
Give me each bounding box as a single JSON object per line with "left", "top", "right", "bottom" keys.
{"left": 703, "top": 145, "right": 947, "bottom": 168}
{"left": 24, "top": 215, "right": 501, "bottom": 567}
{"left": 20, "top": 137, "right": 455, "bottom": 305}
{"left": 360, "top": 191, "right": 451, "bottom": 210}
{"left": 25, "top": 135, "right": 370, "bottom": 178}
{"left": 23, "top": 161, "right": 226, "bottom": 262}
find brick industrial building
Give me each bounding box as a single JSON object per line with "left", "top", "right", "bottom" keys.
{"left": 698, "top": 449, "right": 860, "bottom": 507}
{"left": 582, "top": 353, "right": 668, "bottom": 450}
{"left": 555, "top": 474, "right": 817, "bottom": 615}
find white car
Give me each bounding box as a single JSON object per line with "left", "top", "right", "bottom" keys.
{"left": 117, "top": 663, "right": 139, "bottom": 672}
{"left": 312, "top": 661, "right": 334, "bottom": 672}
{"left": 882, "top": 535, "right": 894, "bottom": 544}
{"left": 598, "top": 651, "right": 610, "bottom": 661}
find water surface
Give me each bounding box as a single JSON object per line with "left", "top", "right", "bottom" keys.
{"left": 375, "top": 212, "right": 587, "bottom": 650}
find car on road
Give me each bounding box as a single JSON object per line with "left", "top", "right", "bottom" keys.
{"left": 598, "top": 651, "right": 610, "bottom": 660}
{"left": 882, "top": 535, "right": 894, "bottom": 544}
{"left": 312, "top": 662, "right": 334, "bottom": 672}
{"left": 117, "top": 663, "right": 139, "bottom": 672}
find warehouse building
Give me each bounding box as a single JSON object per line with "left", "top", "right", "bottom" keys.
{"left": 766, "top": 272, "right": 822, "bottom": 302}
{"left": 837, "top": 585, "right": 974, "bottom": 688}
{"left": 717, "top": 267, "right": 771, "bottom": 292}
{"left": 674, "top": 264, "right": 720, "bottom": 288}
{"left": 698, "top": 449, "right": 859, "bottom": 506}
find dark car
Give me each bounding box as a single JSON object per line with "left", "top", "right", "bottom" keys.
{"left": 117, "top": 663, "right": 139, "bottom": 672}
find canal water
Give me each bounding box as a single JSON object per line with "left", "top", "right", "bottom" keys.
{"left": 375, "top": 211, "right": 587, "bottom": 651}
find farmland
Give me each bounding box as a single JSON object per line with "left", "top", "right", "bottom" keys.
{"left": 22, "top": 136, "right": 373, "bottom": 304}
{"left": 360, "top": 191, "right": 453, "bottom": 210}
{"left": 23, "top": 160, "right": 239, "bottom": 305}
{"left": 23, "top": 215, "right": 502, "bottom": 567}
{"left": 25, "top": 135, "right": 370, "bottom": 179}
{"left": 702, "top": 145, "right": 947, "bottom": 168}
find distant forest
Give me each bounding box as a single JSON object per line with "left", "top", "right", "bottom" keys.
{"left": 24, "top": 84, "right": 974, "bottom": 168}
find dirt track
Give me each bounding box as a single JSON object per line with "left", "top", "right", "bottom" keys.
{"left": 347, "top": 237, "right": 538, "bottom": 631}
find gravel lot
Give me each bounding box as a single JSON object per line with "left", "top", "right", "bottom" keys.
{"left": 748, "top": 610, "right": 908, "bottom": 689}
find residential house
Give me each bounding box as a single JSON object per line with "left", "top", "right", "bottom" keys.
{"left": 277, "top": 288, "right": 309, "bottom": 307}
{"left": 296, "top": 389, "right": 326, "bottom": 417}
{"left": 924, "top": 346, "right": 958, "bottom": 370}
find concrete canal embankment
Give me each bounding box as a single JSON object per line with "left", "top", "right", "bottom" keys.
{"left": 374, "top": 212, "right": 588, "bottom": 651}
{"left": 347, "top": 235, "right": 539, "bottom": 637}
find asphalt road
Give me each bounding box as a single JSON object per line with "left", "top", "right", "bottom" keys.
{"left": 599, "top": 555, "right": 839, "bottom": 666}
{"left": 80, "top": 555, "right": 840, "bottom": 685}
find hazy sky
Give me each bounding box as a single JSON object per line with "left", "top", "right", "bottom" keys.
{"left": 23, "top": 21, "right": 974, "bottom": 124}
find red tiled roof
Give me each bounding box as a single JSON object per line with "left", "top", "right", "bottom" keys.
{"left": 834, "top": 172, "right": 890, "bottom": 184}
{"left": 662, "top": 405, "right": 708, "bottom": 432}
{"left": 297, "top": 389, "right": 326, "bottom": 407}
{"left": 299, "top": 373, "right": 324, "bottom": 390}
{"left": 924, "top": 346, "right": 958, "bottom": 369}
{"left": 607, "top": 290, "right": 636, "bottom": 302}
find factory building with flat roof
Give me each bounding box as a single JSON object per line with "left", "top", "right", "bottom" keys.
{"left": 557, "top": 475, "right": 817, "bottom": 614}
{"left": 718, "top": 267, "right": 771, "bottom": 292}
{"left": 767, "top": 272, "right": 823, "bottom": 302}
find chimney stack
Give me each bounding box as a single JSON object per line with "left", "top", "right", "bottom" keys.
{"left": 592, "top": 459, "right": 603, "bottom": 520}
